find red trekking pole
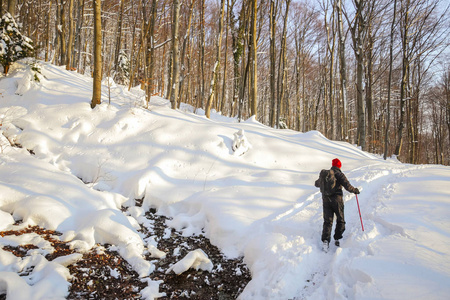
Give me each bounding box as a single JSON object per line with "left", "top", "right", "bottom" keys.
{"left": 356, "top": 194, "right": 364, "bottom": 231}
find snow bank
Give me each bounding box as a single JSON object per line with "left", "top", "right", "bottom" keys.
{"left": 1, "top": 61, "right": 449, "bottom": 299}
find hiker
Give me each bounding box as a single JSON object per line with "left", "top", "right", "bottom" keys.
{"left": 315, "top": 158, "right": 360, "bottom": 251}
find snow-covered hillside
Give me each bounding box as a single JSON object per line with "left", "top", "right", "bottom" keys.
{"left": 1, "top": 60, "right": 449, "bottom": 299}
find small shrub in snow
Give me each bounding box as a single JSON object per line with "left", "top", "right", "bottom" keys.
{"left": 278, "top": 118, "right": 288, "bottom": 129}
{"left": 232, "top": 129, "right": 252, "bottom": 156}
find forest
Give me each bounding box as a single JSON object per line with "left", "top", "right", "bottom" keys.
{"left": 1, "top": 0, "right": 449, "bottom": 165}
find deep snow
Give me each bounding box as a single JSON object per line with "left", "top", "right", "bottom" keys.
{"left": 0, "top": 60, "right": 449, "bottom": 299}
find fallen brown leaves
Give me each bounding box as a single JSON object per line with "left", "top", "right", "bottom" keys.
{"left": 0, "top": 210, "right": 251, "bottom": 300}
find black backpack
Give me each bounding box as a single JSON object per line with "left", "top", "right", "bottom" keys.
{"left": 319, "top": 169, "right": 339, "bottom": 196}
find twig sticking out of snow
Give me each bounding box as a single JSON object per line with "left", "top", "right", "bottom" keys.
{"left": 165, "top": 249, "right": 213, "bottom": 275}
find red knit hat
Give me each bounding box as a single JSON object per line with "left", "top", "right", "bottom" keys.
{"left": 332, "top": 158, "right": 342, "bottom": 168}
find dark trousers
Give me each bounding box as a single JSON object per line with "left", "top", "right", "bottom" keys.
{"left": 321, "top": 195, "right": 345, "bottom": 243}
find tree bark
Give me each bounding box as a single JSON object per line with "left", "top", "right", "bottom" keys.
{"left": 114, "top": 0, "right": 125, "bottom": 71}
{"left": 347, "top": 0, "right": 367, "bottom": 149}
{"left": 276, "top": 0, "right": 290, "bottom": 128}
{"left": 250, "top": 0, "right": 258, "bottom": 117}
{"left": 220, "top": 0, "right": 230, "bottom": 114}
{"left": 169, "top": 0, "right": 181, "bottom": 109}
{"left": 59, "top": 0, "right": 66, "bottom": 66}
{"left": 146, "top": 0, "right": 157, "bottom": 107}
{"left": 45, "top": 0, "right": 52, "bottom": 62}
{"left": 366, "top": 23, "right": 374, "bottom": 151}
{"left": 66, "top": 0, "right": 74, "bottom": 70}
{"left": 384, "top": 0, "right": 397, "bottom": 160}
{"left": 91, "top": 0, "right": 102, "bottom": 109}
{"left": 269, "top": 0, "right": 278, "bottom": 127}
{"left": 7, "top": 0, "right": 15, "bottom": 16}
{"left": 394, "top": 0, "right": 410, "bottom": 157}
{"left": 178, "top": 0, "right": 195, "bottom": 108}
{"left": 198, "top": 0, "right": 206, "bottom": 110}
{"left": 324, "top": 0, "right": 336, "bottom": 138}
{"left": 230, "top": 0, "right": 244, "bottom": 118}
{"left": 75, "top": 0, "right": 85, "bottom": 72}
{"left": 206, "top": 0, "right": 226, "bottom": 118}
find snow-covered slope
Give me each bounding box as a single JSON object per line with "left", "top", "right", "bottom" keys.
{"left": 1, "top": 60, "right": 449, "bottom": 299}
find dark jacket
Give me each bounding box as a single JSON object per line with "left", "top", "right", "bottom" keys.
{"left": 315, "top": 166, "right": 358, "bottom": 196}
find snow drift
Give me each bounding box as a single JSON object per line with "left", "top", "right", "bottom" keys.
{"left": 0, "top": 60, "right": 449, "bottom": 299}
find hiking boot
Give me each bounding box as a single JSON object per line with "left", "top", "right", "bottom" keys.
{"left": 335, "top": 240, "right": 340, "bottom": 247}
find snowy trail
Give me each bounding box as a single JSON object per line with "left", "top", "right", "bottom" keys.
{"left": 289, "top": 163, "right": 449, "bottom": 300}
{"left": 239, "top": 163, "right": 425, "bottom": 299}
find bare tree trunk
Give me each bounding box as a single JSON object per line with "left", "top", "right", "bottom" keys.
{"left": 114, "top": 0, "right": 125, "bottom": 71}
{"left": 366, "top": 23, "right": 374, "bottom": 151}
{"left": 269, "top": 0, "right": 278, "bottom": 127}
{"left": 395, "top": 0, "right": 410, "bottom": 157}
{"left": 91, "top": 0, "right": 102, "bottom": 109}
{"left": 146, "top": 0, "right": 157, "bottom": 107}
{"left": 249, "top": 0, "right": 258, "bottom": 117}
{"left": 75, "top": 0, "right": 85, "bottom": 72}
{"left": 59, "top": 0, "right": 66, "bottom": 66}
{"left": 384, "top": 0, "right": 397, "bottom": 160}
{"left": 206, "top": 0, "right": 226, "bottom": 118}
{"left": 45, "top": 0, "right": 52, "bottom": 62}
{"left": 446, "top": 68, "right": 450, "bottom": 154}
{"left": 276, "top": 0, "right": 290, "bottom": 128}
{"left": 324, "top": 0, "right": 336, "bottom": 139}
{"left": 178, "top": 0, "right": 195, "bottom": 108}
{"left": 220, "top": 0, "right": 230, "bottom": 114}
{"left": 169, "top": 0, "right": 181, "bottom": 109}
{"left": 347, "top": 0, "right": 367, "bottom": 149}
{"left": 66, "top": 0, "right": 74, "bottom": 70}
{"left": 199, "top": 0, "right": 206, "bottom": 109}
{"left": 7, "top": 0, "right": 15, "bottom": 16}
{"left": 230, "top": 0, "right": 244, "bottom": 118}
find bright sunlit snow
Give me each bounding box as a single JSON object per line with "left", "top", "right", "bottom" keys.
{"left": 0, "top": 60, "right": 449, "bottom": 299}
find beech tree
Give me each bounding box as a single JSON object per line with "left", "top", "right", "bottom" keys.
{"left": 205, "top": 0, "right": 226, "bottom": 118}
{"left": 91, "top": 0, "right": 102, "bottom": 109}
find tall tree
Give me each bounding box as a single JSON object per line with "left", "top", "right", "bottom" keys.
{"left": 394, "top": 0, "right": 410, "bottom": 157}
{"left": 230, "top": 0, "right": 244, "bottom": 118}
{"left": 145, "top": 0, "right": 158, "bottom": 107}
{"left": 336, "top": 0, "right": 348, "bottom": 141}
{"left": 45, "top": 0, "right": 52, "bottom": 62}
{"left": 58, "top": 0, "right": 66, "bottom": 66}
{"left": 346, "top": 0, "right": 368, "bottom": 149}
{"left": 276, "top": 0, "right": 290, "bottom": 128}
{"left": 384, "top": 0, "right": 397, "bottom": 160}
{"left": 323, "top": 0, "right": 336, "bottom": 138}
{"left": 249, "top": 0, "right": 258, "bottom": 117}
{"left": 178, "top": 0, "right": 195, "bottom": 108}
{"left": 91, "top": 0, "right": 102, "bottom": 109}
{"left": 198, "top": 0, "right": 206, "bottom": 109}
{"left": 66, "top": 0, "right": 75, "bottom": 70}
{"left": 114, "top": 0, "right": 125, "bottom": 72}
{"left": 206, "top": 0, "right": 226, "bottom": 118}
{"left": 7, "top": 0, "right": 14, "bottom": 16}
{"left": 169, "top": 0, "right": 181, "bottom": 109}
{"left": 269, "top": 0, "right": 278, "bottom": 127}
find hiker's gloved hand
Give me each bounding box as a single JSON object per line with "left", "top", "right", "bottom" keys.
{"left": 354, "top": 188, "right": 360, "bottom": 194}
